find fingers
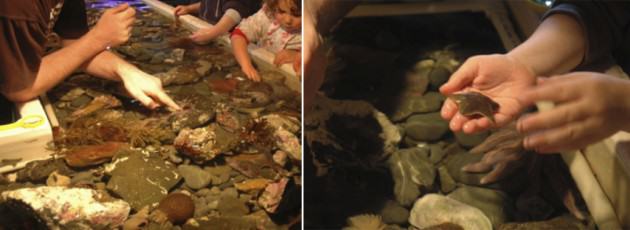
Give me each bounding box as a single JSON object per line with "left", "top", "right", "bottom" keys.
{"left": 480, "top": 163, "right": 508, "bottom": 184}
{"left": 517, "top": 101, "right": 586, "bottom": 134}
{"left": 153, "top": 90, "right": 182, "bottom": 111}
{"left": 522, "top": 117, "right": 597, "bottom": 152}
{"left": 462, "top": 161, "right": 492, "bottom": 173}
{"left": 449, "top": 113, "right": 470, "bottom": 132}
{"left": 519, "top": 77, "right": 580, "bottom": 106}
{"left": 441, "top": 99, "right": 458, "bottom": 120}
{"left": 128, "top": 88, "right": 158, "bottom": 109}
{"left": 439, "top": 57, "right": 478, "bottom": 95}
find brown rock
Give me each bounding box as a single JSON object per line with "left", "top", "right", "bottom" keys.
{"left": 157, "top": 193, "right": 195, "bottom": 225}
{"left": 64, "top": 142, "right": 128, "bottom": 167}
{"left": 234, "top": 178, "right": 271, "bottom": 192}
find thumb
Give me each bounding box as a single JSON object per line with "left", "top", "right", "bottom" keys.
{"left": 440, "top": 58, "right": 478, "bottom": 95}
{"left": 111, "top": 3, "right": 129, "bottom": 12}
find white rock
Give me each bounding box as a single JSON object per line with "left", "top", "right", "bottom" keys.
{"left": 409, "top": 194, "right": 492, "bottom": 230}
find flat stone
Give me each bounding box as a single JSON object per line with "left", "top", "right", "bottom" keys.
{"left": 218, "top": 196, "right": 249, "bottom": 216}
{"left": 106, "top": 150, "right": 181, "bottom": 210}
{"left": 63, "top": 142, "right": 128, "bottom": 168}
{"left": 404, "top": 112, "right": 449, "bottom": 142}
{"left": 447, "top": 186, "right": 513, "bottom": 227}
{"left": 455, "top": 131, "right": 489, "bottom": 149}
{"left": 409, "top": 194, "right": 492, "bottom": 230}
{"left": 178, "top": 165, "right": 212, "bottom": 190}
{"left": 380, "top": 200, "right": 409, "bottom": 225}
{"left": 388, "top": 147, "right": 435, "bottom": 206}
{"left": 438, "top": 166, "right": 457, "bottom": 193}
{"left": 17, "top": 159, "right": 75, "bottom": 183}
{"left": 391, "top": 92, "right": 445, "bottom": 122}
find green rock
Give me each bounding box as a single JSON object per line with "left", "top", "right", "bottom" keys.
{"left": 445, "top": 150, "right": 486, "bottom": 186}
{"left": 178, "top": 165, "right": 212, "bottom": 190}
{"left": 106, "top": 150, "right": 181, "bottom": 210}
{"left": 454, "top": 131, "right": 489, "bottom": 149}
{"left": 429, "top": 142, "right": 449, "bottom": 164}
{"left": 391, "top": 92, "right": 445, "bottom": 122}
{"left": 438, "top": 166, "right": 457, "bottom": 193}
{"left": 218, "top": 196, "right": 249, "bottom": 216}
{"left": 404, "top": 112, "right": 449, "bottom": 142}
{"left": 429, "top": 66, "right": 451, "bottom": 89}
{"left": 380, "top": 200, "right": 410, "bottom": 225}
{"left": 388, "top": 147, "right": 435, "bottom": 206}
{"left": 448, "top": 185, "right": 513, "bottom": 227}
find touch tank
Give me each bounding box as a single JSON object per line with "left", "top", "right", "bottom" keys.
{"left": 304, "top": 2, "right": 597, "bottom": 229}
{"left": 0, "top": 0, "right": 301, "bottom": 229}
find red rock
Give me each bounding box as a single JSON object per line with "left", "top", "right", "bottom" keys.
{"left": 64, "top": 142, "right": 128, "bottom": 167}
{"left": 208, "top": 79, "right": 238, "bottom": 94}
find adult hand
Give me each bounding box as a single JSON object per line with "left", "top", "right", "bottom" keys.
{"left": 241, "top": 65, "right": 261, "bottom": 82}
{"left": 117, "top": 65, "right": 181, "bottom": 111}
{"left": 303, "top": 11, "right": 326, "bottom": 111}
{"left": 440, "top": 54, "right": 536, "bottom": 133}
{"left": 173, "top": 5, "right": 191, "bottom": 17}
{"left": 90, "top": 3, "right": 135, "bottom": 49}
{"left": 517, "top": 72, "right": 630, "bottom": 153}
{"left": 461, "top": 123, "right": 532, "bottom": 184}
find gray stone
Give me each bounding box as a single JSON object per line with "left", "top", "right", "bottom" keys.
{"left": 380, "top": 200, "right": 409, "bottom": 225}
{"left": 409, "top": 194, "right": 492, "bottom": 230}
{"left": 498, "top": 215, "right": 588, "bottom": 230}
{"left": 429, "top": 66, "right": 451, "bottom": 89}
{"left": 388, "top": 147, "right": 435, "bottom": 206}
{"left": 218, "top": 196, "right": 249, "bottom": 216}
{"left": 205, "top": 165, "right": 232, "bottom": 185}
{"left": 17, "top": 159, "right": 75, "bottom": 183}
{"left": 391, "top": 92, "right": 445, "bottom": 122}
{"left": 178, "top": 165, "right": 212, "bottom": 190}
{"left": 455, "top": 131, "right": 489, "bottom": 149}
{"left": 106, "top": 150, "right": 181, "bottom": 210}
{"left": 448, "top": 186, "right": 513, "bottom": 227}
{"left": 445, "top": 150, "right": 487, "bottom": 186}
{"left": 438, "top": 166, "right": 457, "bottom": 193}
{"left": 221, "top": 187, "right": 239, "bottom": 199}
{"left": 429, "top": 142, "right": 448, "bottom": 164}
{"left": 404, "top": 112, "right": 449, "bottom": 142}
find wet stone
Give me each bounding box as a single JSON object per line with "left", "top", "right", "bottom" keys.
{"left": 429, "top": 66, "right": 451, "bottom": 89}
{"left": 106, "top": 150, "right": 181, "bottom": 210}
{"left": 391, "top": 92, "right": 445, "bottom": 122}
{"left": 498, "top": 214, "right": 588, "bottom": 230}
{"left": 205, "top": 165, "right": 231, "bottom": 185}
{"left": 445, "top": 150, "right": 487, "bottom": 186}
{"left": 447, "top": 185, "right": 513, "bottom": 227}
{"left": 454, "top": 131, "right": 489, "bottom": 149}
{"left": 183, "top": 216, "right": 256, "bottom": 230}
{"left": 17, "top": 159, "right": 75, "bottom": 183}
{"left": 388, "top": 147, "right": 435, "bottom": 206}
{"left": 221, "top": 187, "right": 239, "bottom": 199}
{"left": 380, "top": 200, "right": 410, "bottom": 225}
{"left": 218, "top": 196, "right": 249, "bottom": 216}
{"left": 178, "top": 165, "right": 212, "bottom": 190}
{"left": 404, "top": 112, "right": 449, "bottom": 142}
{"left": 438, "top": 166, "right": 457, "bottom": 193}
{"left": 409, "top": 194, "right": 492, "bottom": 230}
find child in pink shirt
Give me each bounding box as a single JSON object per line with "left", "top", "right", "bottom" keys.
{"left": 230, "top": 0, "right": 301, "bottom": 81}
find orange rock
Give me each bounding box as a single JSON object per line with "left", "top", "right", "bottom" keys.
{"left": 208, "top": 78, "right": 238, "bottom": 94}
{"left": 64, "top": 142, "right": 128, "bottom": 167}
{"left": 234, "top": 178, "right": 272, "bottom": 192}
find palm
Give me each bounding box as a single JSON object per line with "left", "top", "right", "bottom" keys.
{"left": 441, "top": 54, "right": 536, "bottom": 133}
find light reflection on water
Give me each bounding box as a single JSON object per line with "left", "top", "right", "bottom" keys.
{"left": 87, "top": 0, "right": 150, "bottom": 11}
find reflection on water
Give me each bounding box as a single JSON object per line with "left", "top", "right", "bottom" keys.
{"left": 86, "top": 0, "right": 149, "bottom": 11}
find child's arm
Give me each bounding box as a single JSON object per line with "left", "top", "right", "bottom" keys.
{"left": 273, "top": 49, "right": 301, "bottom": 73}
{"left": 189, "top": 9, "right": 241, "bottom": 45}
{"left": 174, "top": 2, "right": 201, "bottom": 16}
{"left": 231, "top": 35, "right": 261, "bottom": 81}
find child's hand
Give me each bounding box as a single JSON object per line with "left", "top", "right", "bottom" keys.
{"left": 242, "top": 65, "right": 261, "bottom": 82}
{"left": 517, "top": 72, "right": 630, "bottom": 153}
{"left": 189, "top": 29, "right": 215, "bottom": 45}
{"left": 292, "top": 52, "right": 301, "bottom": 75}
{"left": 173, "top": 5, "right": 191, "bottom": 17}
{"left": 273, "top": 49, "right": 300, "bottom": 69}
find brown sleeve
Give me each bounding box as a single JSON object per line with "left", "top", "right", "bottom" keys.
{"left": 0, "top": 17, "right": 47, "bottom": 93}
{"left": 53, "top": 0, "right": 89, "bottom": 39}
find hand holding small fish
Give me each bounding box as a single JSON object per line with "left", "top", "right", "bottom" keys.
{"left": 440, "top": 54, "right": 536, "bottom": 133}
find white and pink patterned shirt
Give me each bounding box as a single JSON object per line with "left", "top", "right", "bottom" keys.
{"left": 231, "top": 5, "right": 301, "bottom": 53}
